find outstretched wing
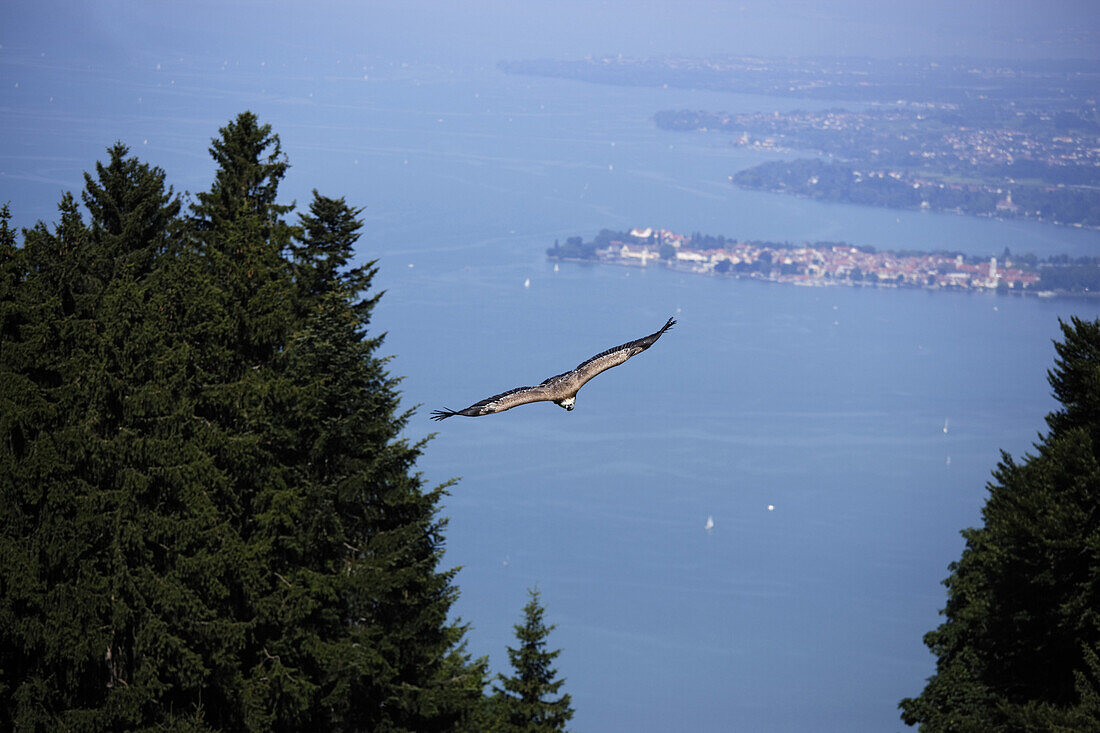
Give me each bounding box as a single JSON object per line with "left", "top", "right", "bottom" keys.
{"left": 430, "top": 383, "right": 555, "bottom": 420}
{"left": 565, "top": 316, "right": 676, "bottom": 391}
{"left": 430, "top": 316, "right": 676, "bottom": 420}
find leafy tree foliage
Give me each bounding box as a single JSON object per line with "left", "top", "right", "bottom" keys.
{"left": 900, "top": 317, "right": 1100, "bottom": 730}
{"left": 493, "top": 588, "right": 573, "bottom": 731}
{"left": 0, "top": 114, "right": 486, "bottom": 730}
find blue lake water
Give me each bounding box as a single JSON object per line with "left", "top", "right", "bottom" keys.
{"left": 400, "top": 257, "right": 1090, "bottom": 732}
{"left": 4, "top": 44, "right": 1100, "bottom": 731}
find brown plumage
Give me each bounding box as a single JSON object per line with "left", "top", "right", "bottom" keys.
{"left": 430, "top": 317, "right": 675, "bottom": 420}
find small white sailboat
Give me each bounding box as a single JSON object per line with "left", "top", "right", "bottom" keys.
{"left": 943, "top": 418, "right": 949, "bottom": 434}
{"left": 523, "top": 277, "right": 530, "bottom": 288}
{"left": 704, "top": 516, "right": 714, "bottom": 532}
{"left": 553, "top": 263, "right": 559, "bottom": 272}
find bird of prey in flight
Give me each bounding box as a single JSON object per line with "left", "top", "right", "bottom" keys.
{"left": 431, "top": 316, "right": 675, "bottom": 420}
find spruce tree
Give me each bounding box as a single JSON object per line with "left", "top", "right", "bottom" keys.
{"left": 0, "top": 147, "right": 213, "bottom": 729}
{"left": 292, "top": 188, "right": 363, "bottom": 305}
{"left": 493, "top": 588, "right": 574, "bottom": 732}
{"left": 190, "top": 110, "right": 295, "bottom": 367}
{"left": 0, "top": 202, "right": 25, "bottom": 456}
{"left": 183, "top": 117, "right": 487, "bottom": 730}
{"left": 0, "top": 191, "right": 105, "bottom": 730}
{"left": 182, "top": 110, "right": 301, "bottom": 731}
{"left": 267, "top": 190, "right": 486, "bottom": 730}
{"left": 1, "top": 116, "right": 490, "bottom": 730}
{"left": 900, "top": 317, "right": 1100, "bottom": 730}
{"left": 0, "top": 202, "right": 20, "bottom": 329}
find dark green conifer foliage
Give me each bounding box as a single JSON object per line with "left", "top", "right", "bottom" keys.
{"left": 292, "top": 188, "right": 364, "bottom": 306}
{"left": 0, "top": 148, "right": 213, "bottom": 729}
{"left": 0, "top": 201, "right": 28, "bottom": 716}
{"left": 900, "top": 317, "right": 1100, "bottom": 730}
{"left": 0, "top": 202, "right": 20, "bottom": 322}
{"left": 0, "top": 202, "right": 25, "bottom": 441}
{"left": 190, "top": 111, "right": 295, "bottom": 366}
{"left": 183, "top": 112, "right": 316, "bottom": 730}
{"left": 264, "top": 191, "right": 486, "bottom": 730}
{"left": 493, "top": 588, "right": 574, "bottom": 732}
{"left": 1, "top": 117, "right": 492, "bottom": 731}
{"left": 1, "top": 192, "right": 101, "bottom": 731}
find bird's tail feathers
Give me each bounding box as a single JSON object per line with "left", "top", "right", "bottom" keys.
{"left": 430, "top": 408, "right": 459, "bottom": 421}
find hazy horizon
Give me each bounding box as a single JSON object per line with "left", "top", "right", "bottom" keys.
{"left": 6, "top": 0, "right": 1100, "bottom": 67}
{"left": 4, "top": 1, "right": 1100, "bottom": 234}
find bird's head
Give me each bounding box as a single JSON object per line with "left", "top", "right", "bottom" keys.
{"left": 556, "top": 396, "right": 576, "bottom": 411}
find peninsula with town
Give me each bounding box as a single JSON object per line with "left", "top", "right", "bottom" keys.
{"left": 548, "top": 228, "right": 1100, "bottom": 296}
{"left": 504, "top": 55, "right": 1100, "bottom": 229}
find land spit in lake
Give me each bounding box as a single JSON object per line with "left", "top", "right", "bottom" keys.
{"left": 504, "top": 55, "right": 1100, "bottom": 229}
{"left": 548, "top": 228, "right": 1100, "bottom": 296}
{"left": 656, "top": 109, "right": 1100, "bottom": 230}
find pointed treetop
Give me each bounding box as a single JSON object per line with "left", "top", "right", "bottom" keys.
{"left": 0, "top": 202, "right": 14, "bottom": 254}
{"left": 0, "top": 202, "right": 19, "bottom": 303}
{"left": 294, "top": 190, "right": 366, "bottom": 300}
{"left": 1047, "top": 316, "right": 1100, "bottom": 437}
{"left": 81, "top": 142, "right": 179, "bottom": 277}
{"left": 192, "top": 111, "right": 290, "bottom": 226}
{"left": 494, "top": 586, "right": 574, "bottom": 731}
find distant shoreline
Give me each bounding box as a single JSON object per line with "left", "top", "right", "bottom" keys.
{"left": 547, "top": 228, "right": 1100, "bottom": 299}
{"left": 725, "top": 158, "right": 1100, "bottom": 232}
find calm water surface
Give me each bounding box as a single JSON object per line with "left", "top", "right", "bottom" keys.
{"left": 395, "top": 253, "right": 1090, "bottom": 732}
